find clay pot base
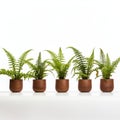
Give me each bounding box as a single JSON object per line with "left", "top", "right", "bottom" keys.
{"left": 10, "top": 80, "right": 23, "bottom": 92}
{"left": 100, "top": 79, "right": 114, "bottom": 92}
{"left": 56, "top": 79, "right": 69, "bottom": 92}
{"left": 33, "top": 79, "right": 46, "bottom": 92}
{"left": 78, "top": 79, "right": 92, "bottom": 92}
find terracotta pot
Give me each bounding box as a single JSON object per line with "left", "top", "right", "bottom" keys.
{"left": 78, "top": 79, "right": 92, "bottom": 92}
{"left": 33, "top": 79, "right": 46, "bottom": 92}
{"left": 100, "top": 79, "right": 114, "bottom": 92}
{"left": 56, "top": 79, "right": 69, "bottom": 92}
{"left": 10, "top": 79, "right": 23, "bottom": 92}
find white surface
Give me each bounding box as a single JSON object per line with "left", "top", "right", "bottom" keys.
{"left": 0, "top": 91, "right": 120, "bottom": 120}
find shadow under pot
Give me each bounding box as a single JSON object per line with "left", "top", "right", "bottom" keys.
{"left": 56, "top": 79, "right": 69, "bottom": 92}
{"left": 78, "top": 79, "right": 92, "bottom": 92}
{"left": 10, "top": 79, "right": 23, "bottom": 92}
{"left": 33, "top": 79, "right": 46, "bottom": 92}
{"left": 100, "top": 79, "right": 114, "bottom": 92}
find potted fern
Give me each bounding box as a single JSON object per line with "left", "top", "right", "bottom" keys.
{"left": 46, "top": 48, "right": 73, "bottom": 92}
{"left": 26, "top": 52, "right": 51, "bottom": 92}
{"left": 95, "top": 49, "right": 120, "bottom": 92}
{"left": 0, "top": 48, "right": 32, "bottom": 92}
{"left": 69, "top": 47, "right": 96, "bottom": 92}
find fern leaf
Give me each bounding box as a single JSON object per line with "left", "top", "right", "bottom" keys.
{"left": 111, "top": 57, "right": 120, "bottom": 73}
{"left": 86, "top": 49, "right": 94, "bottom": 77}
{"left": 96, "top": 49, "right": 120, "bottom": 79}
{"left": 105, "top": 54, "right": 111, "bottom": 67}
{"left": 58, "top": 47, "right": 65, "bottom": 63}
{"left": 36, "top": 52, "right": 42, "bottom": 67}
{"left": 0, "top": 69, "right": 15, "bottom": 79}
{"left": 26, "top": 61, "right": 37, "bottom": 70}
{"left": 47, "top": 48, "right": 72, "bottom": 79}
{"left": 17, "top": 49, "right": 32, "bottom": 73}
{"left": 46, "top": 50, "right": 58, "bottom": 60}
{"left": 3, "top": 48, "right": 16, "bottom": 72}
{"left": 100, "top": 48, "right": 105, "bottom": 64}
{"left": 68, "top": 47, "right": 87, "bottom": 75}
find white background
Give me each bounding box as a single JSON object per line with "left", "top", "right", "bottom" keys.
{"left": 0, "top": 0, "right": 120, "bottom": 92}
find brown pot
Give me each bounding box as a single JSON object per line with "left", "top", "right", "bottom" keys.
{"left": 10, "top": 79, "right": 23, "bottom": 92}
{"left": 33, "top": 79, "right": 46, "bottom": 92}
{"left": 56, "top": 79, "right": 69, "bottom": 92}
{"left": 78, "top": 79, "right": 92, "bottom": 92}
{"left": 100, "top": 79, "right": 114, "bottom": 92}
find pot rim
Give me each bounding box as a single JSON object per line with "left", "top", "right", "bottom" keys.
{"left": 56, "top": 79, "right": 69, "bottom": 81}
{"left": 101, "top": 79, "right": 114, "bottom": 81}
{"left": 79, "top": 79, "right": 92, "bottom": 81}
{"left": 33, "top": 79, "right": 46, "bottom": 81}
{"left": 10, "top": 79, "right": 23, "bottom": 81}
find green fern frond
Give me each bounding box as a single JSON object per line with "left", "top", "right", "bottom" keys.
{"left": 17, "top": 49, "right": 32, "bottom": 73}
{"left": 46, "top": 50, "right": 61, "bottom": 67}
{"left": 105, "top": 54, "right": 111, "bottom": 67}
{"left": 36, "top": 52, "right": 42, "bottom": 67}
{"left": 68, "top": 47, "right": 96, "bottom": 79}
{"left": 101, "top": 67, "right": 112, "bottom": 79}
{"left": 95, "top": 60, "right": 104, "bottom": 69}
{"left": 0, "top": 69, "right": 15, "bottom": 79}
{"left": 46, "top": 48, "right": 72, "bottom": 79}
{"left": 26, "top": 52, "right": 51, "bottom": 79}
{"left": 57, "top": 63, "right": 69, "bottom": 79}
{"left": 1, "top": 49, "right": 32, "bottom": 80}
{"left": 26, "top": 61, "right": 37, "bottom": 71}
{"left": 3, "top": 48, "right": 16, "bottom": 72}
{"left": 95, "top": 49, "right": 120, "bottom": 79}
{"left": 46, "top": 50, "right": 58, "bottom": 60}
{"left": 58, "top": 47, "right": 65, "bottom": 63}
{"left": 100, "top": 48, "right": 105, "bottom": 64}
{"left": 111, "top": 57, "right": 120, "bottom": 73}
{"left": 86, "top": 49, "right": 94, "bottom": 77}
{"left": 68, "top": 47, "right": 87, "bottom": 74}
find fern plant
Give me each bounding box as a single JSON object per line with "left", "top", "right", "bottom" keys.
{"left": 26, "top": 52, "right": 51, "bottom": 79}
{"left": 46, "top": 48, "right": 73, "bottom": 79}
{"left": 95, "top": 48, "right": 120, "bottom": 79}
{"left": 0, "top": 48, "right": 32, "bottom": 80}
{"left": 68, "top": 47, "right": 96, "bottom": 80}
